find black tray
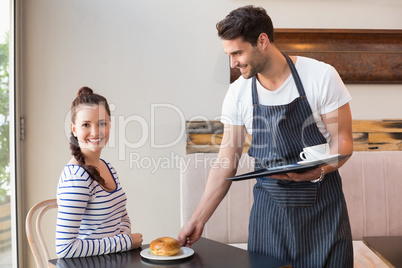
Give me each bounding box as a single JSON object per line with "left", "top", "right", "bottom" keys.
{"left": 226, "top": 154, "right": 350, "bottom": 181}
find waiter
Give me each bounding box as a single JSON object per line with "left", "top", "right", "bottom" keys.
{"left": 178, "top": 5, "right": 353, "bottom": 267}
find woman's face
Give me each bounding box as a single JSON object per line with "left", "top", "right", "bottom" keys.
{"left": 71, "top": 104, "right": 110, "bottom": 154}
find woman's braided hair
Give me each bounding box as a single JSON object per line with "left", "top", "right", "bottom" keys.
{"left": 70, "top": 86, "right": 111, "bottom": 190}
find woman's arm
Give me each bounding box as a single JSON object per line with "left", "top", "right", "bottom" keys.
{"left": 119, "top": 210, "right": 131, "bottom": 234}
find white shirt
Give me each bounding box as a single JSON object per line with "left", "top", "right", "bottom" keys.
{"left": 221, "top": 56, "right": 351, "bottom": 142}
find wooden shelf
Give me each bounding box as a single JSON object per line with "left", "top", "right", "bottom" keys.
{"left": 230, "top": 29, "right": 402, "bottom": 84}
{"left": 186, "top": 120, "right": 402, "bottom": 154}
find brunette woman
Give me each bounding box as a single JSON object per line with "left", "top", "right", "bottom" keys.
{"left": 56, "top": 87, "right": 142, "bottom": 258}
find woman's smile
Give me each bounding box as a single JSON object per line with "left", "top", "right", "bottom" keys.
{"left": 88, "top": 137, "right": 103, "bottom": 144}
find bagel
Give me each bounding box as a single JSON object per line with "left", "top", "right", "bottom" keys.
{"left": 150, "top": 237, "right": 181, "bottom": 256}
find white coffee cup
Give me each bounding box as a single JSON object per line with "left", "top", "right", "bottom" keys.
{"left": 299, "top": 143, "right": 330, "bottom": 161}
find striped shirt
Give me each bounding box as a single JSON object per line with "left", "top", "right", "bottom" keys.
{"left": 56, "top": 159, "right": 133, "bottom": 258}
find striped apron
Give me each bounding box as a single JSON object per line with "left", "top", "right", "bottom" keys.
{"left": 247, "top": 54, "right": 353, "bottom": 267}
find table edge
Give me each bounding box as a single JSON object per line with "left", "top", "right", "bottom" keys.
{"left": 362, "top": 236, "right": 396, "bottom": 268}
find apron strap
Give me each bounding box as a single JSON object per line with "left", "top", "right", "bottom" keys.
{"left": 251, "top": 53, "right": 306, "bottom": 106}
{"left": 282, "top": 53, "right": 307, "bottom": 97}
{"left": 251, "top": 76, "right": 259, "bottom": 106}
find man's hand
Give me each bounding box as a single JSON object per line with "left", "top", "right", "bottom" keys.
{"left": 270, "top": 167, "right": 322, "bottom": 182}
{"left": 178, "top": 219, "right": 204, "bottom": 248}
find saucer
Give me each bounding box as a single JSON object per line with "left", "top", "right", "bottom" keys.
{"left": 297, "top": 154, "right": 341, "bottom": 166}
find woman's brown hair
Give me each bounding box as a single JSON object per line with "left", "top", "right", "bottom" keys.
{"left": 70, "top": 86, "right": 111, "bottom": 190}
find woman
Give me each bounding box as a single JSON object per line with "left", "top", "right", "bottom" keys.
{"left": 56, "top": 87, "right": 143, "bottom": 258}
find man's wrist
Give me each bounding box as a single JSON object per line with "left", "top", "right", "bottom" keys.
{"left": 311, "top": 167, "right": 325, "bottom": 183}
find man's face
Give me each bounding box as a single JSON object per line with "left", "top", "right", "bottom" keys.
{"left": 222, "top": 37, "right": 267, "bottom": 79}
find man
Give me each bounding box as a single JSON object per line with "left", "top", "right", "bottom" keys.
{"left": 178, "top": 5, "right": 353, "bottom": 267}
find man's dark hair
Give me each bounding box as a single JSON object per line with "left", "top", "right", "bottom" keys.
{"left": 216, "top": 5, "right": 274, "bottom": 46}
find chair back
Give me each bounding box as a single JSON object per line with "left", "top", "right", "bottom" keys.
{"left": 26, "top": 199, "right": 58, "bottom": 268}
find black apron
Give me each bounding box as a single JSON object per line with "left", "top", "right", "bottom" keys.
{"left": 247, "top": 54, "right": 353, "bottom": 267}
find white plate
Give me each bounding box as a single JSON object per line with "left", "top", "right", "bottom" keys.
{"left": 140, "top": 247, "right": 194, "bottom": 261}
{"left": 297, "top": 154, "right": 340, "bottom": 166}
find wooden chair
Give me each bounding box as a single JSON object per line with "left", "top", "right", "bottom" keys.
{"left": 26, "top": 199, "right": 58, "bottom": 268}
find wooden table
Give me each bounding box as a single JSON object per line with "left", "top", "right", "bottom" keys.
{"left": 363, "top": 236, "right": 402, "bottom": 268}
{"left": 49, "top": 237, "right": 292, "bottom": 268}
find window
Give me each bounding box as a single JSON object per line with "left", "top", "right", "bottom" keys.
{"left": 0, "top": 0, "right": 13, "bottom": 267}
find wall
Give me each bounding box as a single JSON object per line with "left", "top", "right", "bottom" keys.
{"left": 20, "top": 0, "right": 401, "bottom": 266}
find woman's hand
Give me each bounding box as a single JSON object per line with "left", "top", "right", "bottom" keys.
{"left": 130, "top": 233, "right": 143, "bottom": 249}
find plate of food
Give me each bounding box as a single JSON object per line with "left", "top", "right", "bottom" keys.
{"left": 140, "top": 237, "right": 194, "bottom": 261}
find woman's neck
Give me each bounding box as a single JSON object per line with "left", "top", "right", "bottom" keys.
{"left": 80, "top": 149, "right": 102, "bottom": 167}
